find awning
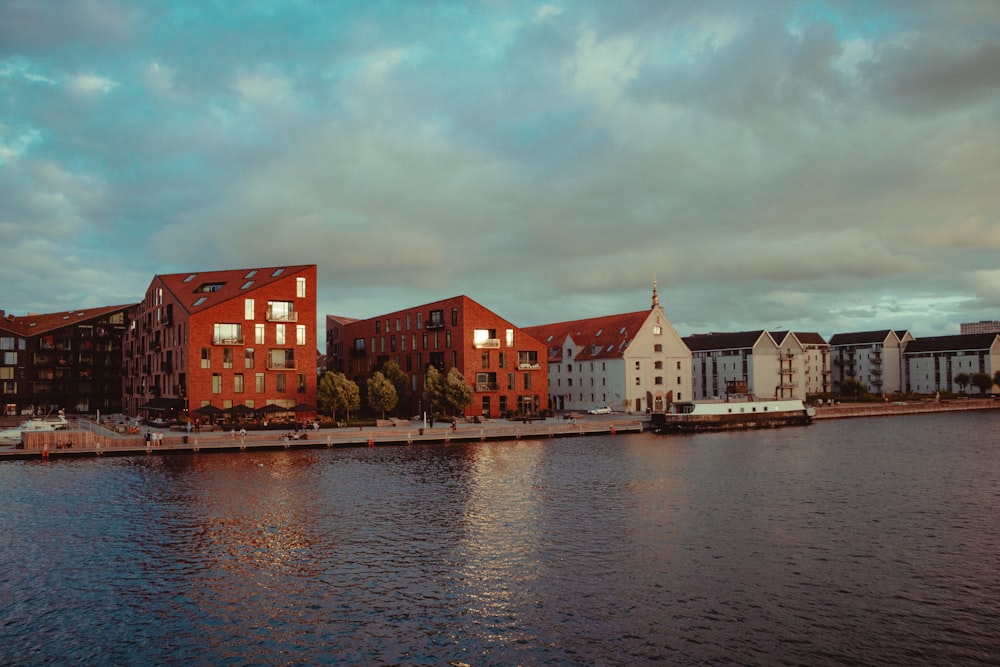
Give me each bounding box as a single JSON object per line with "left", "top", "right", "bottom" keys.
{"left": 192, "top": 404, "right": 225, "bottom": 416}
{"left": 139, "top": 397, "right": 185, "bottom": 412}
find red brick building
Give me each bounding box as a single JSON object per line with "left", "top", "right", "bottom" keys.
{"left": 328, "top": 295, "right": 548, "bottom": 419}
{"left": 123, "top": 264, "right": 317, "bottom": 420}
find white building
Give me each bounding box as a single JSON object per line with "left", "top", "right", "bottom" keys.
{"left": 903, "top": 333, "right": 1000, "bottom": 394}
{"left": 523, "top": 283, "right": 691, "bottom": 414}
{"left": 828, "top": 330, "right": 907, "bottom": 395}
{"left": 683, "top": 330, "right": 783, "bottom": 400}
{"left": 771, "top": 331, "right": 832, "bottom": 398}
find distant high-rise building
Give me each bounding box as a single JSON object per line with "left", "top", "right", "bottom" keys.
{"left": 960, "top": 321, "right": 1000, "bottom": 335}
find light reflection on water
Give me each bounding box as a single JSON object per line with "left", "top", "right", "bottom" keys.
{"left": 1, "top": 411, "right": 999, "bottom": 665}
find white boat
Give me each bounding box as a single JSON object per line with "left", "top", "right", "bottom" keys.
{"left": 648, "top": 399, "right": 815, "bottom": 434}
{"left": 0, "top": 414, "right": 70, "bottom": 443}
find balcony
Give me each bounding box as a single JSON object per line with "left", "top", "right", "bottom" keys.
{"left": 213, "top": 337, "right": 245, "bottom": 346}
{"left": 266, "top": 309, "right": 298, "bottom": 322}
{"left": 474, "top": 339, "right": 501, "bottom": 349}
{"left": 267, "top": 360, "right": 297, "bottom": 370}
{"left": 476, "top": 382, "right": 499, "bottom": 392}
{"left": 518, "top": 363, "right": 541, "bottom": 370}
{"left": 426, "top": 320, "right": 445, "bottom": 330}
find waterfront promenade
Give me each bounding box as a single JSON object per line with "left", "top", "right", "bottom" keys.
{"left": 0, "top": 415, "right": 643, "bottom": 461}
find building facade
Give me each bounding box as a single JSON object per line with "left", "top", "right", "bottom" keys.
{"left": 772, "top": 331, "right": 831, "bottom": 398}
{"left": 332, "top": 295, "right": 548, "bottom": 419}
{"left": 903, "top": 333, "right": 1000, "bottom": 394}
{"left": 122, "top": 265, "right": 318, "bottom": 420}
{"left": 828, "top": 330, "right": 905, "bottom": 395}
{"left": 0, "top": 305, "right": 135, "bottom": 416}
{"left": 683, "top": 330, "right": 783, "bottom": 400}
{"left": 524, "top": 285, "right": 692, "bottom": 414}
{"left": 960, "top": 321, "right": 1000, "bottom": 335}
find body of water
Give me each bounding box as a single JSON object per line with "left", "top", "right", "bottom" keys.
{"left": 2, "top": 411, "right": 999, "bottom": 665}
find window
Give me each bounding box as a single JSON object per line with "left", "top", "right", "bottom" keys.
{"left": 201, "top": 348, "right": 211, "bottom": 369}
{"left": 653, "top": 325, "right": 662, "bottom": 335}
{"left": 506, "top": 329, "right": 514, "bottom": 347}
{"left": 277, "top": 373, "right": 286, "bottom": 392}
{"left": 296, "top": 325, "right": 306, "bottom": 346}
{"left": 255, "top": 324, "right": 265, "bottom": 345}
{"left": 297, "top": 277, "right": 306, "bottom": 298}
{"left": 245, "top": 299, "right": 254, "bottom": 320}
{"left": 267, "top": 301, "right": 296, "bottom": 321}
{"left": 482, "top": 351, "right": 490, "bottom": 368}
{"left": 0, "top": 337, "right": 14, "bottom": 350}
{"left": 212, "top": 373, "right": 222, "bottom": 394}
{"left": 195, "top": 282, "right": 224, "bottom": 293}
{"left": 635, "top": 377, "right": 641, "bottom": 385}
{"left": 635, "top": 361, "right": 641, "bottom": 370}
{"left": 234, "top": 373, "right": 244, "bottom": 393}
{"left": 213, "top": 323, "right": 243, "bottom": 345}
{"left": 518, "top": 351, "right": 538, "bottom": 368}
{"left": 523, "top": 373, "right": 532, "bottom": 390}
{"left": 193, "top": 297, "right": 208, "bottom": 307}
{"left": 256, "top": 373, "right": 265, "bottom": 392}
{"left": 297, "top": 374, "right": 306, "bottom": 393}
{"left": 3, "top": 352, "right": 16, "bottom": 365}
{"left": 428, "top": 309, "right": 444, "bottom": 328}
{"left": 474, "top": 329, "right": 499, "bottom": 348}
{"left": 655, "top": 361, "right": 663, "bottom": 369}
{"left": 654, "top": 344, "right": 663, "bottom": 353}
{"left": 451, "top": 308, "right": 459, "bottom": 326}
{"left": 223, "top": 348, "right": 233, "bottom": 369}
{"left": 276, "top": 324, "right": 286, "bottom": 345}
{"left": 245, "top": 348, "right": 255, "bottom": 369}
{"left": 655, "top": 376, "right": 663, "bottom": 385}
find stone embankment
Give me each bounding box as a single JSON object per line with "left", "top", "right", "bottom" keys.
{"left": 813, "top": 398, "right": 998, "bottom": 420}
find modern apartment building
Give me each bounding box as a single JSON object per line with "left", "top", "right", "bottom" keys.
{"left": 903, "top": 333, "right": 1000, "bottom": 394}
{"left": 122, "top": 265, "right": 317, "bottom": 420}
{"left": 330, "top": 295, "right": 548, "bottom": 419}
{"left": 828, "top": 330, "right": 908, "bottom": 395}
{"left": 0, "top": 305, "right": 135, "bottom": 416}
{"left": 683, "top": 330, "right": 782, "bottom": 400}
{"left": 523, "top": 284, "right": 692, "bottom": 414}
{"left": 771, "top": 331, "right": 831, "bottom": 398}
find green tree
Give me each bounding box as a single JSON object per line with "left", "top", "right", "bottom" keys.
{"left": 970, "top": 372, "right": 995, "bottom": 395}
{"left": 318, "top": 371, "right": 360, "bottom": 422}
{"left": 954, "top": 372, "right": 971, "bottom": 394}
{"left": 367, "top": 371, "right": 398, "bottom": 419}
{"left": 995, "top": 370, "right": 1000, "bottom": 390}
{"left": 443, "top": 367, "right": 474, "bottom": 417}
{"left": 839, "top": 378, "right": 867, "bottom": 399}
{"left": 422, "top": 365, "right": 444, "bottom": 416}
{"left": 380, "top": 360, "right": 409, "bottom": 415}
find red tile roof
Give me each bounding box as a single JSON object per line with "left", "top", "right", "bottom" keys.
{"left": 156, "top": 264, "right": 314, "bottom": 314}
{"left": 523, "top": 310, "right": 651, "bottom": 363}
{"left": 0, "top": 304, "right": 135, "bottom": 336}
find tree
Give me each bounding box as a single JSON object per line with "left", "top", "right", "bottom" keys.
{"left": 970, "top": 372, "right": 995, "bottom": 395}
{"left": 840, "top": 378, "right": 867, "bottom": 399}
{"left": 954, "top": 372, "right": 971, "bottom": 394}
{"left": 380, "top": 360, "right": 409, "bottom": 416}
{"left": 422, "top": 365, "right": 444, "bottom": 416}
{"left": 367, "top": 371, "right": 398, "bottom": 419}
{"left": 318, "top": 371, "right": 360, "bottom": 422}
{"left": 994, "top": 370, "right": 1000, "bottom": 391}
{"left": 443, "top": 367, "right": 474, "bottom": 417}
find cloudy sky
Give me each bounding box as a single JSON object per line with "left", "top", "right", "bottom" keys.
{"left": 2, "top": 1, "right": 998, "bottom": 341}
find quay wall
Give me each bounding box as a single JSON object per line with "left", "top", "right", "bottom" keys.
{"left": 813, "top": 398, "right": 998, "bottom": 420}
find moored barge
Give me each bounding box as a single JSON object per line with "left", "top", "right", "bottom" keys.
{"left": 647, "top": 399, "right": 815, "bottom": 434}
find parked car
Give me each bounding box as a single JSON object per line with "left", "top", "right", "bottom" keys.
{"left": 587, "top": 406, "right": 612, "bottom": 415}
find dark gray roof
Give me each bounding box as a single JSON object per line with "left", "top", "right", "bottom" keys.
{"left": 683, "top": 330, "right": 768, "bottom": 352}
{"left": 828, "top": 330, "right": 895, "bottom": 346}
{"left": 904, "top": 333, "right": 1000, "bottom": 354}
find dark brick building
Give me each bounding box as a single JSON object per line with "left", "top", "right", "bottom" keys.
{"left": 0, "top": 305, "right": 135, "bottom": 417}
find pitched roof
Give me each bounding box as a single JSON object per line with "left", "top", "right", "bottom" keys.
{"left": 0, "top": 304, "right": 135, "bottom": 337}
{"left": 522, "top": 310, "right": 652, "bottom": 362}
{"left": 828, "top": 330, "right": 895, "bottom": 346}
{"left": 682, "top": 330, "right": 769, "bottom": 352}
{"left": 771, "top": 331, "right": 828, "bottom": 346}
{"left": 904, "top": 333, "right": 1000, "bottom": 354}
{"left": 157, "top": 264, "right": 314, "bottom": 314}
